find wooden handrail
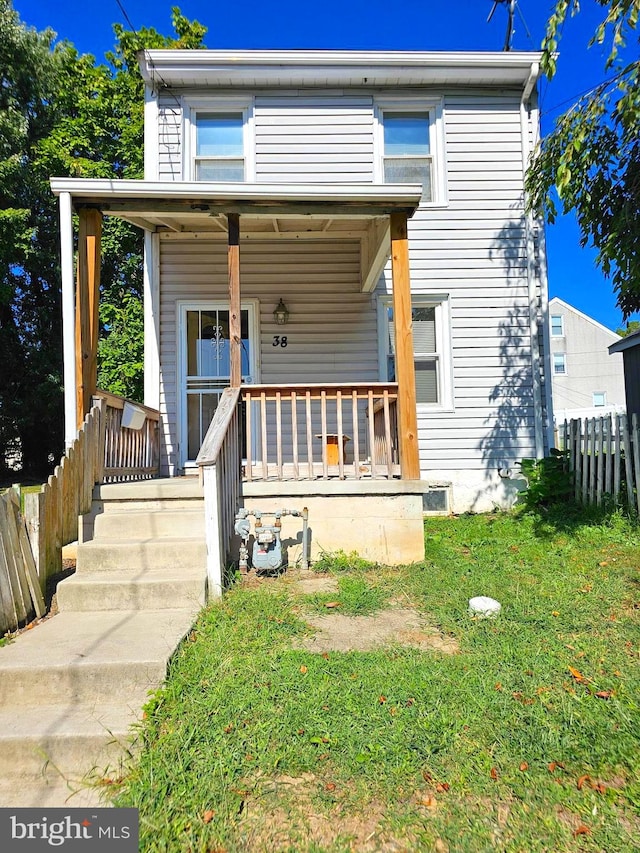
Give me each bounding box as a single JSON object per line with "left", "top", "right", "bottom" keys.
{"left": 196, "top": 387, "right": 242, "bottom": 467}
{"left": 94, "top": 388, "right": 160, "bottom": 421}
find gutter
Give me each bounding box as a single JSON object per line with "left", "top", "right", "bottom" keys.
{"left": 520, "top": 61, "right": 547, "bottom": 458}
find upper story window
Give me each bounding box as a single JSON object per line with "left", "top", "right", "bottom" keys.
{"left": 381, "top": 294, "right": 452, "bottom": 409}
{"left": 383, "top": 113, "right": 432, "bottom": 201}
{"left": 593, "top": 392, "right": 606, "bottom": 407}
{"left": 195, "top": 113, "right": 245, "bottom": 181}
{"left": 551, "top": 314, "right": 564, "bottom": 336}
{"left": 375, "top": 98, "right": 446, "bottom": 205}
{"left": 184, "top": 97, "right": 254, "bottom": 182}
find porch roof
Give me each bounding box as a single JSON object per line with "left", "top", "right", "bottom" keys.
{"left": 51, "top": 179, "right": 422, "bottom": 293}
{"left": 49, "top": 179, "right": 422, "bottom": 221}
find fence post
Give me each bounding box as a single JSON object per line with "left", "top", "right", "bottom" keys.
{"left": 632, "top": 413, "right": 640, "bottom": 517}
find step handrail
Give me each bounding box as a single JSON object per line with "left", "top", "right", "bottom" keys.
{"left": 196, "top": 387, "right": 243, "bottom": 597}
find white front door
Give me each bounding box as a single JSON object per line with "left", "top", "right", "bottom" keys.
{"left": 178, "top": 301, "right": 259, "bottom": 468}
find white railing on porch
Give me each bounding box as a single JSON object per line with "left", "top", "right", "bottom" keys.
{"left": 196, "top": 387, "right": 243, "bottom": 598}
{"left": 242, "top": 383, "right": 400, "bottom": 481}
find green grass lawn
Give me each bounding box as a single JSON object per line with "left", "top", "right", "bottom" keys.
{"left": 109, "top": 507, "right": 640, "bottom": 852}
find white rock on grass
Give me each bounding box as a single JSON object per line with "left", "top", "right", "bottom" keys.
{"left": 468, "top": 596, "right": 501, "bottom": 618}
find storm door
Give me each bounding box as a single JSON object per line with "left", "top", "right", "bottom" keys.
{"left": 179, "top": 302, "right": 258, "bottom": 468}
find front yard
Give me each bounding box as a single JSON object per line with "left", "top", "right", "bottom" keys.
{"left": 109, "top": 507, "right": 640, "bottom": 852}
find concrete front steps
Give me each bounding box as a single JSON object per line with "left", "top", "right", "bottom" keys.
{"left": 0, "top": 478, "right": 208, "bottom": 807}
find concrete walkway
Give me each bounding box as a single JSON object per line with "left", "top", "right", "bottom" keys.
{"left": 0, "top": 479, "right": 207, "bottom": 807}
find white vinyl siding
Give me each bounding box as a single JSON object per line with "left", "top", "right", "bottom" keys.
{"left": 158, "top": 93, "right": 182, "bottom": 180}
{"left": 375, "top": 90, "right": 541, "bottom": 472}
{"left": 254, "top": 96, "right": 374, "bottom": 183}
{"left": 153, "top": 86, "right": 548, "bottom": 481}
{"left": 158, "top": 236, "right": 376, "bottom": 472}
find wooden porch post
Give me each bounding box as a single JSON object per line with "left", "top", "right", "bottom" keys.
{"left": 227, "top": 213, "right": 241, "bottom": 388}
{"left": 390, "top": 212, "right": 420, "bottom": 479}
{"left": 75, "top": 208, "right": 102, "bottom": 429}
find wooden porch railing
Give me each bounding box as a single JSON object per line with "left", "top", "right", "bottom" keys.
{"left": 196, "top": 387, "right": 243, "bottom": 598}
{"left": 93, "top": 390, "right": 160, "bottom": 482}
{"left": 9, "top": 392, "right": 161, "bottom": 625}
{"left": 242, "top": 383, "right": 400, "bottom": 481}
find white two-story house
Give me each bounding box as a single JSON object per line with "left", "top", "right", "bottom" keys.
{"left": 51, "top": 50, "right": 552, "bottom": 568}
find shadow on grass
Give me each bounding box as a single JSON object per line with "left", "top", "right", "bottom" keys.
{"left": 521, "top": 499, "right": 637, "bottom": 540}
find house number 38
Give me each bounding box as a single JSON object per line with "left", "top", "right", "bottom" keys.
{"left": 272, "top": 335, "right": 288, "bottom": 348}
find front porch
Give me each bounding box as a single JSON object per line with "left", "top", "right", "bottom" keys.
{"left": 51, "top": 179, "right": 429, "bottom": 593}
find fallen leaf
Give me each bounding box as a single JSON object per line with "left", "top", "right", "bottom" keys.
{"left": 519, "top": 762, "right": 529, "bottom": 772}
{"left": 378, "top": 695, "right": 387, "bottom": 704}
{"left": 406, "top": 697, "right": 415, "bottom": 706}
{"left": 548, "top": 761, "right": 565, "bottom": 772}
{"left": 418, "top": 795, "right": 437, "bottom": 809}
{"left": 244, "top": 754, "right": 254, "bottom": 762}
{"left": 490, "top": 767, "right": 499, "bottom": 780}
{"left": 552, "top": 610, "right": 560, "bottom": 617}
{"left": 300, "top": 665, "right": 308, "bottom": 674}
{"left": 297, "top": 729, "right": 305, "bottom": 735}
{"left": 495, "top": 682, "right": 503, "bottom": 691}
{"left": 595, "top": 690, "right": 612, "bottom": 699}
{"left": 389, "top": 706, "right": 397, "bottom": 716}
{"left": 317, "top": 753, "right": 329, "bottom": 761}
{"left": 577, "top": 775, "right": 593, "bottom": 791}
{"left": 324, "top": 601, "right": 341, "bottom": 609}
{"left": 580, "top": 584, "right": 593, "bottom": 593}
{"left": 594, "top": 782, "right": 607, "bottom": 794}
{"left": 568, "top": 666, "right": 587, "bottom": 682}
{"left": 573, "top": 825, "right": 591, "bottom": 837}
{"left": 223, "top": 724, "right": 234, "bottom": 734}
{"left": 321, "top": 652, "right": 330, "bottom": 660}
{"left": 435, "top": 782, "right": 450, "bottom": 792}
{"left": 599, "top": 561, "right": 608, "bottom": 567}
{"left": 202, "top": 810, "right": 215, "bottom": 824}
{"left": 422, "top": 769, "right": 434, "bottom": 783}
{"left": 325, "top": 782, "right": 337, "bottom": 792}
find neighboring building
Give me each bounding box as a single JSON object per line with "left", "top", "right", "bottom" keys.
{"left": 548, "top": 297, "right": 626, "bottom": 423}
{"left": 52, "top": 49, "right": 553, "bottom": 531}
{"left": 609, "top": 329, "right": 640, "bottom": 419}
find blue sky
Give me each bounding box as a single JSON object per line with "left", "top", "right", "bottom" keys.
{"left": 14, "top": 0, "right": 636, "bottom": 332}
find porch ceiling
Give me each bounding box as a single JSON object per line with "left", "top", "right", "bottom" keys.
{"left": 51, "top": 179, "right": 422, "bottom": 292}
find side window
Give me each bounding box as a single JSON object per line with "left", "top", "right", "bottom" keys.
{"left": 550, "top": 314, "right": 564, "bottom": 336}
{"left": 384, "top": 297, "right": 452, "bottom": 408}
{"left": 382, "top": 112, "right": 433, "bottom": 202}
{"left": 195, "top": 113, "right": 245, "bottom": 181}
{"left": 553, "top": 353, "right": 567, "bottom": 375}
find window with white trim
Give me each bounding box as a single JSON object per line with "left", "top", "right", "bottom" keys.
{"left": 553, "top": 353, "right": 567, "bottom": 375}
{"left": 195, "top": 113, "right": 245, "bottom": 181}
{"left": 551, "top": 314, "right": 564, "bottom": 336}
{"left": 375, "top": 99, "right": 446, "bottom": 205}
{"left": 381, "top": 295, "right": 452, "bottom": 408}
{"left": 593, "top": 391, "right": 606, "bottom": 407}
{"left": 184, "top": 97, "right": 254, "bottom": 182}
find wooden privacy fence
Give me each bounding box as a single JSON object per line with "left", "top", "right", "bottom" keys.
{"left": 0, "top": 490, "right": 46, "bottom": 635}
{"left": 242, "top": 383, "right": 400, "bottom": 481}
{"left": 559, "top": 414, "right": 640, "bottom": 511}
{"left": 197, "top": 387, "right": 243, "bottom": 598}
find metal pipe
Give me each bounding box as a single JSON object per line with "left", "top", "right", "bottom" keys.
{"left": 301, "top": 507, "right": 309, "bottom": 570}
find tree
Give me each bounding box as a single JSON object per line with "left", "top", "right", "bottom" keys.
{"left": 525, "top": 1, "right": 640, "bottom": 318}
{"left": 0, "top": 0, "right": 65, "bottom": 477}
{"left": 615, "top": 319, "right": 640, "bottom": 336}
{"left": 0, "top": 3, "right": 206, "bottom": 478}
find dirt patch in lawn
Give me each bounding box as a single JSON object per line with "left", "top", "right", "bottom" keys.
{"left": 237, "top": 772, "right": 417, "bottom": 852}
{"left": 289, "top": 573, "right": 459, "bottom": 655}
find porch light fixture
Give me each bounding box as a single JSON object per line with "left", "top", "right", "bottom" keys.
{"left": 273, "top": 298, "right": 289, "bottom": 325}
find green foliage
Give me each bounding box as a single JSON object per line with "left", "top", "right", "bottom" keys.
{"left": 526, "top": 1, "right": 640, "bottom": 317}
{"left": 97, "top": 291, "right": 144, "bottom": 400}
{"left": 615, "top": 319, "right": 640, "bottom": 336}
{"left": 519, "top": 448, "right": 574, "bottom": 509}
